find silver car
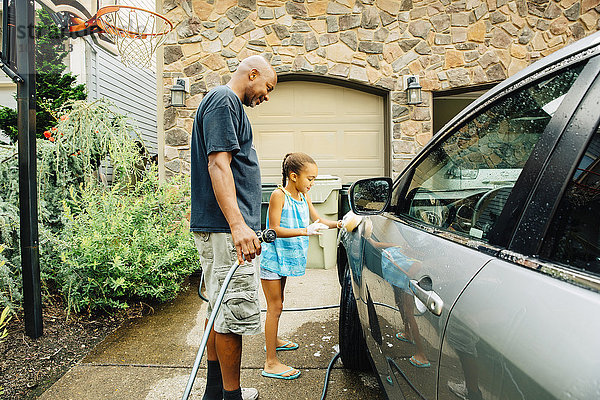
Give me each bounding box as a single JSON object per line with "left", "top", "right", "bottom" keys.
{"left": 337, "top": 31, "right": 600, "bottom": 400}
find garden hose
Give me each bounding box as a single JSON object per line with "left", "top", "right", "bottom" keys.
{"left": 321, "top": 351, "right": 341, "bottom": 400}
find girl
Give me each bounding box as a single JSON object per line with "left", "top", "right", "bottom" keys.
{"left": 259, "top": 152, "right": 342, "bottom": 380}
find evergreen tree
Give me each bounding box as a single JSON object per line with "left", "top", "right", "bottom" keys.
{"left": 0, "top": 9, "right": 86, "bottom": 142}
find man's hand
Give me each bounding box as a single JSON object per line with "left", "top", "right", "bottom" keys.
{"left": 231, "top": 223, "right": 261, "bottom": 264}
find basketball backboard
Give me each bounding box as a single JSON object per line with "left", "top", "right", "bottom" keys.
{"left": 36, "top": 0, "right": 117, "bottom": 20}
{"left": 35, "top": 0, "right": 118, "bottom": 54}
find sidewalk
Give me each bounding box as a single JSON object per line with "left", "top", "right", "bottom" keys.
{"left": 39, "top": 268, "right": 385, "bottom": 400}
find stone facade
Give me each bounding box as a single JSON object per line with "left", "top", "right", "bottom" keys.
{"left": 161, "top": 0, "right": 600, "bottom": 177}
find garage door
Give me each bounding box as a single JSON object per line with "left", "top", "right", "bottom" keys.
{"left": 246, "top": 81, "right": 385, "bottom": 184}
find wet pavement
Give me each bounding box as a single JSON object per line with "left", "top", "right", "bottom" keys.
{"left": 39, "top": 268, "right": 386, "bottom": 400}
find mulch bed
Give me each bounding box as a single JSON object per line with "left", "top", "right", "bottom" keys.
{"left": 0, "top": 298, "right": 141, "bottom": 399}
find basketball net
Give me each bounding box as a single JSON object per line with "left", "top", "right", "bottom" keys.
{"left": 96, "top": 6, "right": 173, "bottom": 69}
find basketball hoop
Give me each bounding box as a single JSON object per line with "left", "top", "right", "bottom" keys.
{"left": 68, "top": 5, "right": 173, "bottom": 69}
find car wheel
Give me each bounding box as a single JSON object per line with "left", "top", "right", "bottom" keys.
{"left": 339, "top": 266, "right": 372, "bottom": 371}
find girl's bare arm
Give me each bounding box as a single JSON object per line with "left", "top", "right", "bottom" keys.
{"left": 306, "top": 195, "right": 342, "bottom": 229}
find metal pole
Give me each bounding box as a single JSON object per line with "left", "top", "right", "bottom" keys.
{"left": 17, "top": 0, "right": 43, "bottom": 339}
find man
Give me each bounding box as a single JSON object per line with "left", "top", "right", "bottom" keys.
{"left": 190, "top": 55, "right": 277, "bottom": 400}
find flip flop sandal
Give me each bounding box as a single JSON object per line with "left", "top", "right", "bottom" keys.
{"left": 276, "top": 341, "right": 299, "bottom": 351}
{"left": 396, "top": 332, "right": 414, "bottom": 344}
{"left": 264, "top": 340, "right": 299, "bottom": 351}
{"left": 261, "top": 367, "right": 301, "bottom": 380}
{"left": 409, "top": 355, "right": 431, "bottom": 368}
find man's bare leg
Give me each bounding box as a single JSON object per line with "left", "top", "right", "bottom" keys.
{"left": 206, "top": 319, "right": 218, "bottom": 361}
{"left": 215, "top": 331, "right": 242, "bottom": 391}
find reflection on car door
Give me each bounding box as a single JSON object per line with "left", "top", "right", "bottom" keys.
{"left": 361, "top": 61, "right": 586, "bottom": 399}
{"left": 361, "top": 217, "right": 493, "bottom": 400}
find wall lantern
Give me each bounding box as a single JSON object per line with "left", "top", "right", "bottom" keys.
{"left": 406, "top": 76, "right": 422, "bottom": 105}
{"left": 170, "top": 78, "right": 187, "bottom": 107}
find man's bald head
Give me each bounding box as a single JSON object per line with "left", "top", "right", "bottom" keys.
{"left": 234, "top": 55, "right": 277, "bottom": 84}
{"left": 228, "top": 55, "right": 277, "bottom": 107}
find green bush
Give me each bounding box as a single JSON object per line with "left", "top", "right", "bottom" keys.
{"left": 52, "top": 169, "right": 200, "bottom": 314}
{"left": 1, "top": 99, "right": 199, "bottom": 315}
{"left": 0, "top": 305, "right": 10, "bottom": 396}
{"left": 0, "top": 242, "right": 18, "bottom": 312}
{"left": 0, "top": 98, "right": 146, "bottom": 311}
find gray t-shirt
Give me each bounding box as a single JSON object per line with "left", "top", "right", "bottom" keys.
{"left": 190, "top": 85, "right": 261, "bottom": 232}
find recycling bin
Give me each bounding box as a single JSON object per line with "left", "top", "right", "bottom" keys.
{"left": 307, "top": 175, "right": 342, "bottom": 270}
{"left": 261, "top": 183, "right": 278, "bottom": 230}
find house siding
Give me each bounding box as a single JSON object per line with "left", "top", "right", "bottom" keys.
{"left": 88, "top": 47, "right": 159, "bottom": 154}
{"left": 160, "top": 0, "right": 600, "bottom": 178}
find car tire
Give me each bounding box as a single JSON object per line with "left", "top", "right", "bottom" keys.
{"left": 339, "top": 266, "right": 372, "bottom": 371}
{"left": 337, "top": 246, "right": 347, "bottom": 285}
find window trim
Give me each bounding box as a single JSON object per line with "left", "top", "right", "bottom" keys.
{"left": 499, "top": 249, "right": 600, "bottom": 293}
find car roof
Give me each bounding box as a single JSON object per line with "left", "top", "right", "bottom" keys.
{"left": 432, "top": 30, "right": 600, "bottom": 145}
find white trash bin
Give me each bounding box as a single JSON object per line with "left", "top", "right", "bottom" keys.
{"left": 307, "top": 175, "right": 342, "bottom": 269}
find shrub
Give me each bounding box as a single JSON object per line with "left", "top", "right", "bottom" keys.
{"left": 0, "top": 243, "right": 18, "bottom": 312}
{"left": 0, "top": 305, "right": 11, "bottom": 396}
{"left": 0, "top": 99, "right": 197, "bottom": 315}
{"left": 0, "top": 98, "right": 146, "bottom": 311}
{"left": 52, "top": 168, "right": 200, "bottom": 314}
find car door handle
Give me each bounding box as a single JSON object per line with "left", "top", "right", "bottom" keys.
{"left": 409, "top": 279, "right": 444, "bottom": 316}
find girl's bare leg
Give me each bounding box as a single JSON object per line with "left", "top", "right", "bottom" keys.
{"left": 261, "top": 278, "right": 298, "bottom": 376}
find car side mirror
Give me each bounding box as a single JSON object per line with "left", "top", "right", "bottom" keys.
{"left": 349, "top": 177, "right": 393, "bottom": 215}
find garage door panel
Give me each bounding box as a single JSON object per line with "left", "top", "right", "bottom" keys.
{"left": 302, "top": 130, "right": 337, "bottom": 158}
{"left": 342, "top": 88, "right": 383, "bottom": 116}
{"left": 252, "top": 89, "right": 295, "bottom": 117}
{"left": 297, "top": 85, "right": 339, "bottom": 117}
{"left": 247, "top": 81, "right": 385, "bottom": 183}
{"left": 256, "top": 130, "right": 295, "bottom": 159}
{"left": 343, "top": 130, "right": 381, "bottom": 160}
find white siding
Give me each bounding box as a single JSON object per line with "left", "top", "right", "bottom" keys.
{"left": 86, "top": 0, "right": 159, "bottom": 155}
{"left": 88, "top": 44, "right": 158, "bottom": 154}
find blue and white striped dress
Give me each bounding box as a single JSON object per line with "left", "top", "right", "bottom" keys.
{"left": 260, "top": 186, "right": 310, "bottom": 277}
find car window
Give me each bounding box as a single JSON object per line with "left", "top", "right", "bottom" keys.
{"left": 541, "top": 124, "right": 600, "bottom": 276}
{"left": 393, "top": 64, "right": 584, "bottom": 242}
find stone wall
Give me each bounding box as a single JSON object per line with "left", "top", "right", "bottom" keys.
{"left": 161, "top": 0, "right": 600, "bottom": 178}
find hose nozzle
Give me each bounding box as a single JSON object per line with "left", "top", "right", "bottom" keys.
{"left": 257, "top": 228, "right": 276, "bottom": 243}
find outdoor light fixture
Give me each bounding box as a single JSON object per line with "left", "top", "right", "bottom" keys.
{"left": 406, "top": 76, "right": 422, "bottom": 105}
{"left": 170, "top": 78, "right": 187, "bottom": 107}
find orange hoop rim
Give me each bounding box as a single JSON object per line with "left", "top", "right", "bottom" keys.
{"left": 69, "top": 5, "right": 174, "bottom": 39}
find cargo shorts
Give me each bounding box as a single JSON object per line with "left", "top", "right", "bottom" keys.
{"left": 193, "top": 232, "right": 261, "bottom": 336}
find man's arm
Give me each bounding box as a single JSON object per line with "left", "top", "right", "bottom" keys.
{"left": 207, "top": 151, "right": 261, "bottom": 264}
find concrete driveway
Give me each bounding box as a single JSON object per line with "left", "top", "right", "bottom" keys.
{"left": 40, "top": 268, "right": 385, "bottom": 400}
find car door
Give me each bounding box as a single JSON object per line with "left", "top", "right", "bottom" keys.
{"left": 359, "top": 58, "right": 588, "bottom": 400}
{"left": 439, "top": 57, "right": 600, "bottom": 399}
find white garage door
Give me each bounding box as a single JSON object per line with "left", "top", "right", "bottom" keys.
{"left": 246, "top": 81, "right": 385, "bottom": 184}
